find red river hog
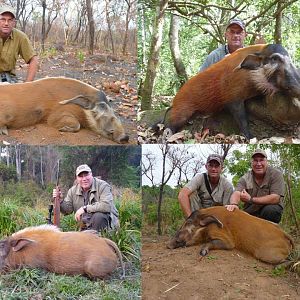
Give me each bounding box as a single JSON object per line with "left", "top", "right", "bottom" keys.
{"left": 0, "top": 225, "right": 125, "bottom": 279}
{"left": 166, "top": 44, "right": 300, "bottom": 139}
{"left": 0, "top": 77, "right": 129, "bottom": 143}
{"left": 168, "top": 206, "right": 294, "bottom": 265}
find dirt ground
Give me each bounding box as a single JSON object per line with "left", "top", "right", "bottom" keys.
{"left": 1, "top": 48, "right": 137, "bottom": 145}
{"left": 142, "top": 236, "right": 300, "bottom": 300}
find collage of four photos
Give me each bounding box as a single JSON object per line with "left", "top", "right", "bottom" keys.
{"left": 0, "top": 0, "right": 300, "bottom": 299}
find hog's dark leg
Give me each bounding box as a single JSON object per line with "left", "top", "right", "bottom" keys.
{"left": 199, "top": 239, "right": 234, "bottom": 257}
{"left": 225, "top": 101, "right": 253, "bottom": 140}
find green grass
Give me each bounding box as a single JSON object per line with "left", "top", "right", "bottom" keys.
{"left": 0, "top": 268, "right": 141, "bottom": 299}
{"left": 0, "top": 184, "right": 141, "bottom": 299}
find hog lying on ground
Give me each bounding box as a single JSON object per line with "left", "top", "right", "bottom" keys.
{"left": 0, "top": 77, "right": 129, "bottom": 143}
{"left": 0, "top": 225, "right": 125, "bottom": 279}
{"left": 168, "top": 207, "right": 294, "bottom": 264}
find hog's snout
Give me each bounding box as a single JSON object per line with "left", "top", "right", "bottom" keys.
{"left": 119, "top": 134, "right": 129, "bottom": 144}
{"left": 167, "top": 239, "right": 186, "bottom": 249}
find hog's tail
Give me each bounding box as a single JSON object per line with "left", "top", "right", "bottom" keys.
{"left": 103, "top": 238, "right": 125, "bottom": 279}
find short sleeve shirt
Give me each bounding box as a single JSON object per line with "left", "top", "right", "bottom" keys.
{"left": 235, "top": 166, "right": 285, "bottom": 209}
{"left": 0, "top": 28, "right": 36, "bottom": 75}
{"left": 185, "top": 173, "right": 233, "bottom": 208}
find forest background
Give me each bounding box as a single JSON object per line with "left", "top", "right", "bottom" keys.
{"left": 4, "top": 0, "right": 136, "bottom": 55}
{"left": 138, "top": 0, "right": 300, "bottom": 109}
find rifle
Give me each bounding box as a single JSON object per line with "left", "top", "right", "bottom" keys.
{"left": 46, "top": 160, "right": 61, "bottom": 227}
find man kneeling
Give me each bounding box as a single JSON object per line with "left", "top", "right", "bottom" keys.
{"left": 53, "top": 164, "right": 119, "bottom": 231}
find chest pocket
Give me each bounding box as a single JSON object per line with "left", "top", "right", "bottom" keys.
{"left": 255, "top": 185, "right": 271, "bottom": 197}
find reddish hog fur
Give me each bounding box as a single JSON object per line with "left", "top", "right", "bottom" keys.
{"left": 169, "top": 45, "right": 267, "bottom": 130}
{"left": 0, "top": 77, "right": 129, "bottom": 143}
{"left": 0, "top": 225, "right": 125, "bottom": 279}
{"left": 168, "top": 206, "right": 294, "bottom": 265}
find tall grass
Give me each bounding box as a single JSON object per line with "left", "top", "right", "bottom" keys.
{"left": 143, "top": 197, "right": 184, "bottom": 235}
{"left": 0, "top": 183, "right": 141, "bottom": 299}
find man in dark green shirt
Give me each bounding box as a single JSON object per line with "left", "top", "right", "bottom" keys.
{"left": 0, "top": 4, "right": 38, "bottom": 82}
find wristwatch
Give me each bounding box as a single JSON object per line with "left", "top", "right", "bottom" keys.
{"left": 83, "top": 205, "right": 88, "bottom": 213}
{"left": 249, "top": 197, "right": 254, "bottom": 204}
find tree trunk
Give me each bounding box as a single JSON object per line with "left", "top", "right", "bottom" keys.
{"left": 73, "top": 8, "right": 85, "bottom": 43}
{"left": 86, "top": 0, "right": 95, "bottom": 54}
{"left": 140, "top": 3, "right": 147, "bottom": 69}
{"left": 286, "top": 159, "right": 300, "bottom": 233}
{"left": 140, "top": 0, "right": 169, "bottom": 111}
{"left": 15, "top": 145, "right": 21, "bottom": 181}
{"left": 169, "top": 14, "right": 188, "bottom": 86}
{"left": 105, "top": 0, "right": 115, "bottom": 54}
{"left": 122, "top": 0, "right": 134, "bottom": 55}
{"left": 39, "top": 147, "right": 45, "bottom": 187}
{"left": 41, "top": 0, "right": 47, "bottom": 52}
{"left": 157, "top": 144, "right": 169, "bottom": 235}
{"left": 274, "top": 0, "right": 283, "bottom": 44}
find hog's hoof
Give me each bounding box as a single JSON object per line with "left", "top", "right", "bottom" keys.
{"left": 200, "top": 248, "right": 209, "bottom": 256}
{"left": 0, "top": 126, "right": 8, "bottom": 135}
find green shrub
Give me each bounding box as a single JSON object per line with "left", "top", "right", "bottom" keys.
{"left": 143, "top": 197, "right": 184, "bottom": 235}
{"left": 0, "top": 181, "right": 47, "bottom": 207}
{"left": 0, "top": 163, "right": 17, "bottom": 181}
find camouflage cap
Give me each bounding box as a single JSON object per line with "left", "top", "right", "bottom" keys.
{"left": 226, "top": 18, "right": 245, "bottom": 31}
{"left": 0, "top": 4, "right": 16, "bottom": 18}
{"left": 252, "top": 149, "right": 267, "bottom": 158}
{"left": 206, "top": 154, "right": 223, "bottom": 165}
{"left": 76, "top": 164, "right": 92, "bottom": 176}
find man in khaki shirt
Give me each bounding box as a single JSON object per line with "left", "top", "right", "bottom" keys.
{"left": 226, "top": 149, "right": 285, "bottom": 223}
{"left": 53, "top": 164, "right": 119, "bottom": 232}
{"left": 0, "top": 4, "right": 38, "bottom": 82}
{"left": 178, "top": 154, "right": 233, "bottom": 217}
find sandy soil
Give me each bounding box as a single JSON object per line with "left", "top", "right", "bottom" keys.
{"left": 1, "top": 50, "right": 137, "bottom": 145}
{"left": 142, "top": 236, "right": 300, "bottom": 300}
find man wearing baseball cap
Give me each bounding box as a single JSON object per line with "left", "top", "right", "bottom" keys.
{"left": 226, "top": 149, "right": 285, "bottom": 223}
{"left": 199, "top": 18, "right": 247, "bottom": 72}
{"left": 53, "top": 164, "right": 119, "bottom": 231}
{"left": 0, "top": 4, "right": 38, "bottom": 82}
{"left": 178, "top": 154, "right": 233, "bottom": 217}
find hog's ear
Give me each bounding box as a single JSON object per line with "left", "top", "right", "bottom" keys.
{"left": 199, "top": 215, "right": 223, "bottom": 228}
{"left": 10, "top": 238, "right": 35, "bottom": 252}
{"left": 240, "top": 54, "right": 263, "bottom": 70}
{"left": 59, "top": 95, "right": 96, "bottom": 110}
{"left": 98, "top": 102, "right": 110, "bottom": 112}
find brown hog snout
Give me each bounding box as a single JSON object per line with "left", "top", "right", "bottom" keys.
{"left": 0, "top": 225, "right": 125, "bottom": 279}
{"left": 168, "top": 207, "right": 294, "bottom": 265}
{"left": 167, "top": 210, "right": 223, "bottom": 249}
{"left": 59, "top": 93, "right": 129, "bottom": 144}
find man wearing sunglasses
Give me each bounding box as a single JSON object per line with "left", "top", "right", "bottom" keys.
{"left": 0, "top": 4, "right": 38, "bottom": 83}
